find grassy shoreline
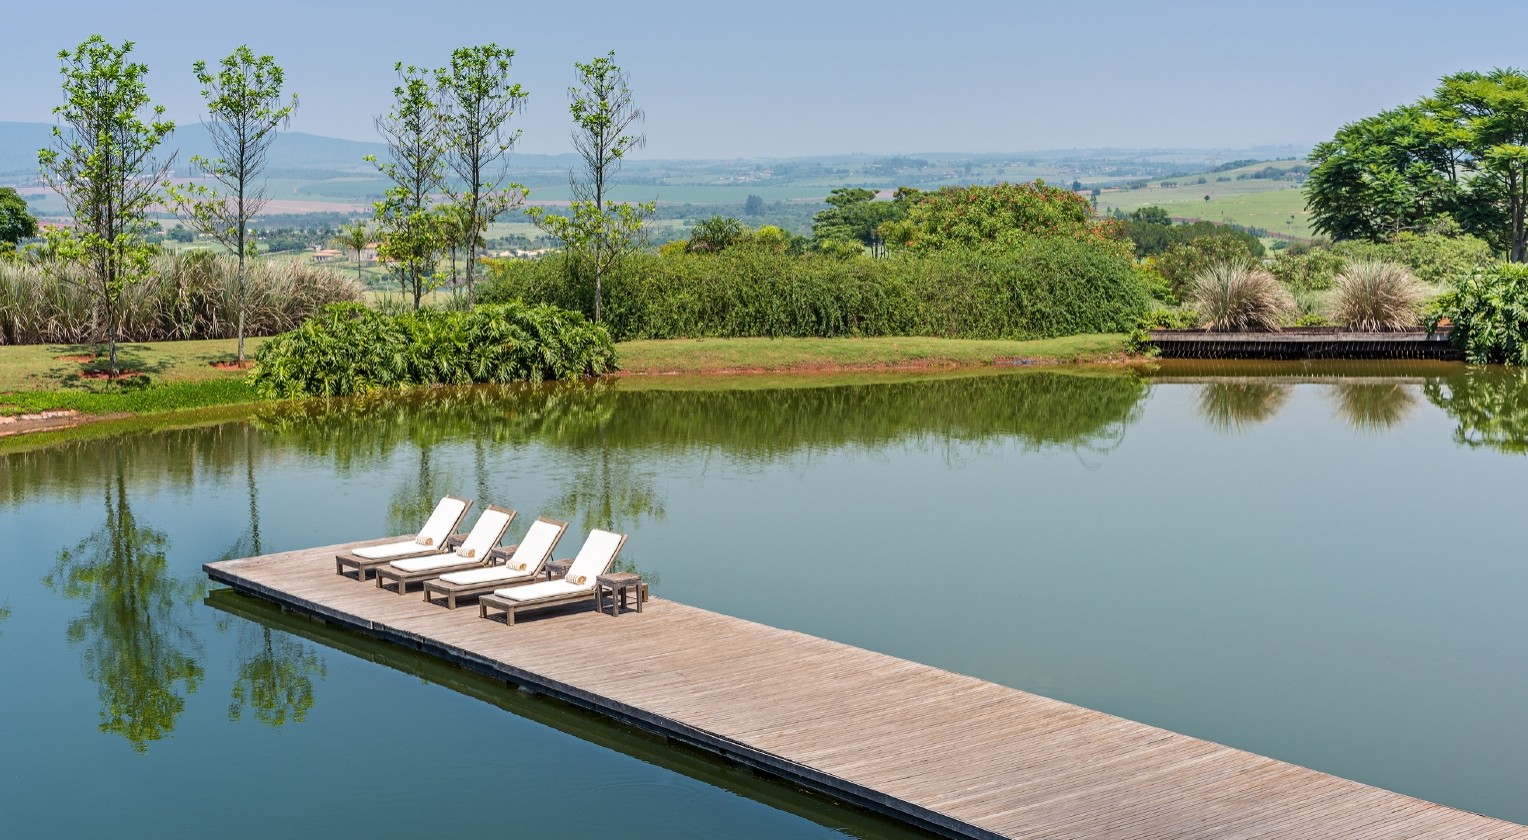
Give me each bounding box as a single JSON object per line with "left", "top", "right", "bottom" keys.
{"left": 0, "top": 333, "right": 1131, "bottom": 446}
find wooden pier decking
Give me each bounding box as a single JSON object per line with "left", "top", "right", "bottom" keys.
{"left": 205, "top": 539, "right": 1526, "bottom": 840}
{"left": 1147, "top": 328, "right": 1463, "bottom": 361}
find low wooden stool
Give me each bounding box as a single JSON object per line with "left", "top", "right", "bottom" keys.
{"left": 595, "top": 572, "right": 646, "bottom": 616}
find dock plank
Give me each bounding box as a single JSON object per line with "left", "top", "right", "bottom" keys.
{"left": 206, "top": 541, "right": 1524, "bottom": 840}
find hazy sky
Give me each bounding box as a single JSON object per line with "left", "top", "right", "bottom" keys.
{"left": 5, "top": 0, "right": 1526, "bottom": 159}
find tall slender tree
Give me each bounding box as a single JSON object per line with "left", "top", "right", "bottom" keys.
{"left": 38, "top": 36, "right": 175, "bottom": 377}
{"left": 370, "top": 64, "right": 445, "bottom": 309}
{"left": 436, "top": 44, "right": 528, "bottom": 305}
{"left": 527, "top": 51, "right": 652, "bottom": 322}
{"left": 169, "top": 46, "right": 297, "bottom": 363}
{"left": 333, "top": 220, "right": 371, "bottom": 285}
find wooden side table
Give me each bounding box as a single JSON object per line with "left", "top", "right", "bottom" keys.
{"left": 545, "top": 558, "right": 573, "bottom": 581}
{"left": 595, "top": 572, "right": 646, "bottom": 616}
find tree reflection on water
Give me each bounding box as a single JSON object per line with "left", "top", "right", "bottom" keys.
{"left": 43, "top": 441, "right": 204, "bottom": 753}
{"left": 1425, "top": 368, "right": 1528, "bottom": 454}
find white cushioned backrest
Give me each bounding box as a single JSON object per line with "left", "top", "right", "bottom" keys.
{"left": 416, "top": 497, "right": 468, "bottom": 545}
{"left": 457, "top": 508, "right": 512, "bottom": 558}
{"left": 511, "top": 520, "right": 564, "bottom": 571}
{"left": 564, "top": 530, "right": 624, "bottom": 586}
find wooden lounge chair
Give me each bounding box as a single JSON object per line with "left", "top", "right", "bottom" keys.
{"left": 334, "top": 496, "right": 472, "bottom": 581}
{"left": 373, "top": 506, "right": 516, "bottom": 595}
{"left": 423, "top": 517, "right": 568, "bottom": 609}
{"left": 478, "top": 529, "right": 627, "bottom": 626}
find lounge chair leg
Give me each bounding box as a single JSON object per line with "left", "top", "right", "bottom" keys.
{"left": 507, "top": 606, "right": 515, "bottom": 626}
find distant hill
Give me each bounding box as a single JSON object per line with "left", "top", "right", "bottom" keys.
{"left": 0, "top": 121, "right": 390, "bottom": 181}
{"left": 1, "top": 121, "right": 594, "bottom": 183}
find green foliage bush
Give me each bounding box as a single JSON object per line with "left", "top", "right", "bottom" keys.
{"left": 884, "top": 183, "right": 1127, "bottom": 255}
{"left": 1155, "top": 234, "right": 1264, "bottom": 297}
{"left": 0, "top": 253, "right": 363, "bottom": 345}
{"left": 1332, "top": 232, "right": 1494, "bottom": 285}
{"left": 1123, "top": 217, "right": 1265, "bottom": 259}
{"left": 1270, "top": 233, "right": 1494, "bottom": 292}
{"left": 1432, "top": 263, "right": 1528, "bottom": 365}
{"left": 482, "top": 240, "right": 1152, "bottom": 342}
{"left": 250, "top": 302, "right": 616, "bottom": 398}
{"left": 1268, "top": 248, "right": 1348, "bottom": 292}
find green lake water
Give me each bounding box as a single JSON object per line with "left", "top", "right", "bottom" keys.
{"left": 1, "top": 362, "right": 1525, "bottom": 836}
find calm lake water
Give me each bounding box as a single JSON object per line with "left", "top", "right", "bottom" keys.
{"left": 2, "top": 363, "right": 1526, "bottom": 836}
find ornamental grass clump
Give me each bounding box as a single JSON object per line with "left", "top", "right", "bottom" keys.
{"left": 1329, "top": 261, "right": 1425, "bottom": 332}
{"left": 1188, "top": 260, "right": 1294, "bottom": 332}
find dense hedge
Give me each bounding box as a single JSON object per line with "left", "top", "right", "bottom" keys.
{"left": 0, "top": 253, "right": 363, "bottom": 345}
{"left": 250, "top": 302, "right": 616, "bottom": 397}
{"left": 482, "top": 240, "right": 1151, "bottom": 341}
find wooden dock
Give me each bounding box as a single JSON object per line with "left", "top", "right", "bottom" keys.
{"left": 205, "top": 540, "right": 1526, "bottom": 839}
{"left": 1147, "top": 328, "right": 1463, "bottom": 361}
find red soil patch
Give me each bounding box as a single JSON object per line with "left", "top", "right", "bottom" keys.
{"left": 210, "top": 360, "right": 255, "bottom": 371}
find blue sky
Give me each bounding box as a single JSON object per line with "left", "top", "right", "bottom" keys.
{"left": 5, "top": 0, "right": 1526, "bottom": 159}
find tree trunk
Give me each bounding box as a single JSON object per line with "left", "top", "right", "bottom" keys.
{"left": 236, "top": 242, "right": 247, "bottom": 363}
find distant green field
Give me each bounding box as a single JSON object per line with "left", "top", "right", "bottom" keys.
{"left": 1096, "top": 160, "right": 1312, "bottom": 238}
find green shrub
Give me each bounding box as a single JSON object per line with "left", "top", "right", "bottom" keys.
{"left": 1269, "top": 248, "right": 1348, "bottom": 292}
{"left": 1329, "top": 261, "right": 1425, "bottom": 332}
{"left": 0, "top": 253, "right": 363, "bottom": 345}
{"left": 482, "top": 240, "right": 1151, "bottom": 342}
{"left": 1189, "top": 261, "right": 1294, "bottom": 332}
{"left": 1433, "top": 263, "right": 1528, "bottom": 365}
{"left": 1270, "top": 233, "right": 1494, "bottom": 294}
{"left": 250, "top": 302, "right": 616, "bottom": 398}
{"left": 1155, "top": 234, "right": 1264, "bottom": 297}
{"left": 1334, "top": 232, "right": 1494, "bottom": 286}
{"left": 1126, "top": 305, "right": 1200, "bottom": 352}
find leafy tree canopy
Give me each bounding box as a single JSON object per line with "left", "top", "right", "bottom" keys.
{"left": 882, "top": 182, "right": 1127, "bottom": 256}
{"left": 0, "top": 187, "right": 37, "bottom": 245}
{"left": 1306, "top": 68, "right": 1528, "bottom": 261}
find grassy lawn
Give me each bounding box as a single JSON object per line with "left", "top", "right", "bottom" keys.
{"left": 615, "top": 334, "right": 1129, "bottom": 374}
{"left": 0, "top": 333, "right": 1129, "bottom": 409}
{"left": 0, "top": 337, "right": 265, "bottom": 392}
{"left": 0, "top": 337, "right": 264, "bottom": 416}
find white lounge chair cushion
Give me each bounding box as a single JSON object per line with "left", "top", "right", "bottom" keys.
{"left": 493, "top": 579, "right": 588, "bottom": 602}
{"left": 563, "top": 529, "right": 624, "bottom": 586}
{"left": 508, "top": 520, "right": 565, "bottom": 572}
{"left": 353, "top": 497, "right": 469, "bottom": 559}
{"left": 455, "top": 508, "right": 514, "bottom": 560}
{"left": 416, "top": 497, "right": 471, "bottom": 545}
{"left": 352, "top": 541, "right": 433, "bottom": 560}
{"left": 390, "top": 553, "right": 473, "bottom": 573}
{"left": 439, "top": 565, "right": 534, "bottom": 585}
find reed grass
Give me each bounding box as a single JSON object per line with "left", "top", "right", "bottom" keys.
{"left": 1329, "top": 261, "right": 1426, "bottom": 332}
{"left": 0, "top": 253, "right": 363, "bottom": 346}
{"left": 1188, "top": 261, "right": 1295, "bottom": 332}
